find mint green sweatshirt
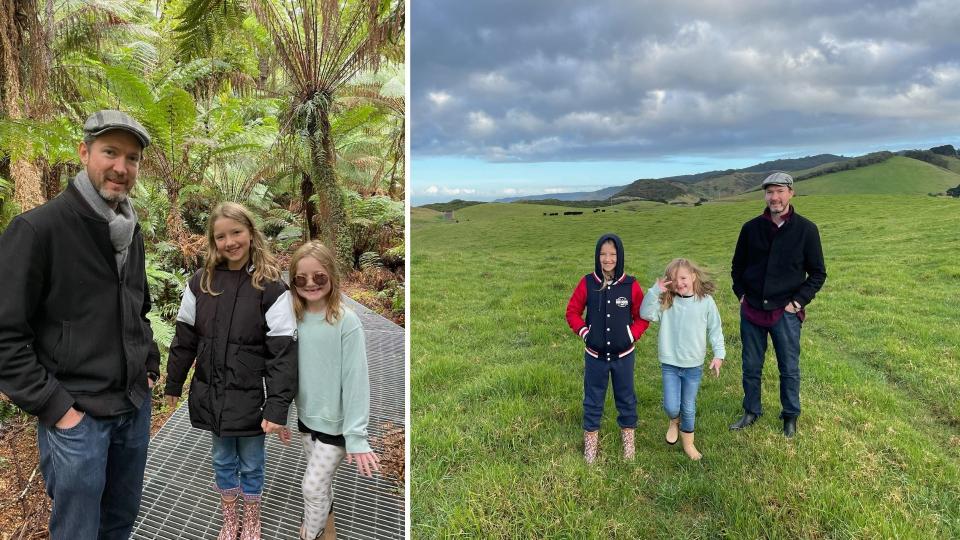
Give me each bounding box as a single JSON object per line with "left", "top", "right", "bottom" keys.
{"left": 295, "top": 307, "right": 371, "bottom": 453}
{"left": 639, "top": 282, "right": 726, "bottom": 368}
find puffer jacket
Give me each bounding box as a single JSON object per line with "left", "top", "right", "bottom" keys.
{"left": 165, "top": 265, "right": 297, "bottom": 436}
{"left": 565, "top": 233, "right": 649, "bottom": 360}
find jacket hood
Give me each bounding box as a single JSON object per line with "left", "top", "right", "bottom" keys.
{"left": 594, "top": 233, "right": 625, "bottom": 283}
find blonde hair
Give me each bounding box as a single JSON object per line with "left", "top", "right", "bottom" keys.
{"left": 289, "top": 240, "right": 343, "bottom": 324}
{"left": 659, "top": 258, "right": 716, "bottom": 310}
{"left": 201, "top": 202, "right": 281, "bottom": 295}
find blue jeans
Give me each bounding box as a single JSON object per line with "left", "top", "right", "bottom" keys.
{"left": 582, "top": 351, "right": 637, "bottom": 431}
{"left": 211, "top": 434, "right": 266, "bottom": 496}
{"left": 36, "top": 400, "right": 151, "bottom": 540}
{"left": 740, "top": 310, "right": 802, "bottom": 418}
{"left": 660, "top": 364, "right": 703, "bottom": 432}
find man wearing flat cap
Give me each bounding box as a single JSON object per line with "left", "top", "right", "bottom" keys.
{"left": 0, "top": 110, "right": 160, "bottom": 538}
{"left": 729, "top": 172, "right": 826, "bottom": 438}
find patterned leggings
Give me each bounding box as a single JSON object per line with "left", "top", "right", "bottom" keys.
{"left": 300, "top": 434, "right": 345, "bottom": 539}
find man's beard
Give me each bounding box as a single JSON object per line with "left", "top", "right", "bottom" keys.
{"left": 98, "top": 185, "right": 128, "bottom": 203}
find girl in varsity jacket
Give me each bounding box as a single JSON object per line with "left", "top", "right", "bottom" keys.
{"left": 565, "top": 233, "right": 649, "bottom": 464}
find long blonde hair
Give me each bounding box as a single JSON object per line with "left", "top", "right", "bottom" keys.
{"left": 289, "top": 240, "right": 343, "bottom": 324}
{"left": 659, "top": 258, "right": 716, "bottom": 310}
{"left": 200, "top": 202, "right": 281, "bottom": 295}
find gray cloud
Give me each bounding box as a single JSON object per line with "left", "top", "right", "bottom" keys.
{"left": 412, "top": 0, "right": 960, "bottom": 162}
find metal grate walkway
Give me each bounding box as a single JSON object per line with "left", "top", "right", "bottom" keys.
{"left": 133, "top": 296, "right": 405, "bottom": 539}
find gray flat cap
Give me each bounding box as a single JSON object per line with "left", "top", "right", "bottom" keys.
{"left": 83, "top": 110, "right": 151, "bottom": 148}
{"left": 761, "top": 171, "right": 793, "bottom": 188}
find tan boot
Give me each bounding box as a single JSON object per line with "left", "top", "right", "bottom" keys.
{"left": 583, "top": 430, "right": 599, "bottom": 464}
{"left": 621, "top": 428, "right": 635, "bottom": 461}
{"left": 679, "top": 431, "right": 702, "bottom": 461}
{"left": 217, "top": 494, "right": 240, "bottom": 540}
{"left": 240, "top": 495, "right": 262, "bottom": 540}
{"left": 665, "top": 417, "right": 680, "bottom": 445}
{"left": 320, "top": 512, "right": 336, "bottom": 540}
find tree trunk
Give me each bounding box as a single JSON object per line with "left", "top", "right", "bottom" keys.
{"left": 165, "top": 181, "right": 188, "bottom": 247}
{"left": 0, "top": 0, "right": 47, "bottom": 212}
{"left": 314, "top": 105, "right": 349, "bottom": 268}
{"left": 301, "top": 107, "right": 320, "bottom": 241}
{"left": 300, "top": 170, "right": 318, "bottom": 240}
{"left": 41, "top": 158, "right": 62, "bottom": 200}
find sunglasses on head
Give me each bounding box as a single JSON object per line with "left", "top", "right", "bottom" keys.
{"left": 293, "top": 272, "right": 329, "bottom": 288}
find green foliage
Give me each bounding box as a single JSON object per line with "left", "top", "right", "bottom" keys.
{"left": 0, "top": 117, "right": 79, "bottom": 164}
{"left": 0, "top": 176, "right": 20, "bottom": 232}
{"left": 901, "top": 149, "right": 950, "bottom": 169}
{"left": 147, "top": 311, "right": 176, "bottom": 357}
{"left": 343, "top": 190, "right": 403, "bottom": 270}
{"left": 928, "top": 144, "right": 957, "bottom": 157}
{"left": 173, "top": 0, "right": 248, "bottom": 60}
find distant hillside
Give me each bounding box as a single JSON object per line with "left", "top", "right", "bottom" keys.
{"left": 659, "top": 154, "right": 851, "bottom": 184}
{"left": 674, "top": 152, "right": 890, "bottom": 199}
{"left": 420, "top": 199, "right": 485, "bottom": 212}
{"left": 516, "top": 198, "right": 613, "bottom": 208}
{"left": 792, "top": 156, "right": 960, "bottom": 195}
{"left": 741, "top": 154, "right": 850, "bottom": 173}
{"left": 610, "top": 179, "right": 691, "bottom": 203}
{"left": 720, "top": 155, "right": 960, "bottom": 200}
{"left": 496, "top": 185, "right": 625, "bottom": 203}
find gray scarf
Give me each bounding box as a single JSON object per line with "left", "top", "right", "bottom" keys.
{"left": 74, "top": 170, "right": 137, "bottom": 272}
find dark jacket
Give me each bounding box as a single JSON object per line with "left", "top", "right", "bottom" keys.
{"left": 165, "top": 266, "right": 297, "bottom": 437}
{"left": 731, "top": 207, "right": 827, "bottom": 311}
{"left": 566, "top": 233, "right": 649, "bottom": 360}
{"left": 0, "top": 180, "right": 161, "bottom": 426}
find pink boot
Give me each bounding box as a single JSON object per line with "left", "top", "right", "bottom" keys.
{"left": 217, "top": 492, "right": 240, "bottom": 540}
{"left": 240, "top": 494, "right": 262, "bottom": 540}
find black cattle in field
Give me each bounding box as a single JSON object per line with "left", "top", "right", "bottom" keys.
{"left": 564, "top": 211, "right": 583, "bottom": 215}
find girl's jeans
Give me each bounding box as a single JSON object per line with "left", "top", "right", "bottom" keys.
{"left": 582, "top": 351, "right": 637, "bottom": 431}
{"left": 660, "top": 363, "right": 703, "bottom": 432}
{"left": 211, "top": 433, "right": 266, "bottom": 496}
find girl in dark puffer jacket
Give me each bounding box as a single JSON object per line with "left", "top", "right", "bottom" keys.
{"left": 165, "top": 202, "right": 297, "bottom": 540}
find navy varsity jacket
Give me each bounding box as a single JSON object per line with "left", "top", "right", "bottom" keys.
{"left": 566, "top": 233, "right": 649, "bottom": 360}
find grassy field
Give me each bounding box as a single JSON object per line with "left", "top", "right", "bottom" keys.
{"left": 411, "top": 194, "right": 960, "bottom": 538}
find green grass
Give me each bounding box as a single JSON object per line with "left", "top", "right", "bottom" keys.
{"left": 411, "top": 194, "right": 960, "bottom": 538}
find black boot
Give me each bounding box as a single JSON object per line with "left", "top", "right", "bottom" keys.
{"left": 729, "top": 412, "right": 758, "bottom": 430}
{"left": 783, "top": 417, "right": 797, "bottom": 438}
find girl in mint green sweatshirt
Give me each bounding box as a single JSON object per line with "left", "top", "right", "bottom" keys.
{"left": 287, "top": 241, "right": 380, "bottom": 540}
{"left": 639, "top": 258, "right": 725, "bottom": 461}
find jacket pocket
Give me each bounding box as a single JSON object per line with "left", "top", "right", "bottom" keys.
{"left": 54, "top": 321, "right": 72, "bottom": 375}
{"left": 193, "top": 340, "right": 211, "bottom": 382}
{"left": 234, "top": 349, "right": 266, "bottom": 390}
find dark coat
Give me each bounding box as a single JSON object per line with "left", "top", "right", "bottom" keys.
{"left": 731, "top": 209, "right": 827, "bottom": 310}
{"left": 0, "top": 180, "right": 160, "bottom": 426}
{"left": 165, "top": 267, "right": 297, "bottom": 437}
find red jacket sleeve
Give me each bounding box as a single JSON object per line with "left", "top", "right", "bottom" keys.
{"left": 565, "top": 277, "right": 589, "bottom": 339}
{"left": 629, "top": 280, "right": 650, "bottom": 341}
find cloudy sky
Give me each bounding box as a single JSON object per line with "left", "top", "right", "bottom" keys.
{"left": 410, "top": 0, "right": 960, "bottom": 204}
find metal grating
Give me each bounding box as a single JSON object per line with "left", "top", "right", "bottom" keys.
{"left": 133, "top": 296, "right": 405, "bottom": 539}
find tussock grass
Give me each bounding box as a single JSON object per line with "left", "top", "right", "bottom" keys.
{"left": 411, "top": 195, "right": 960, "bottom": 538}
